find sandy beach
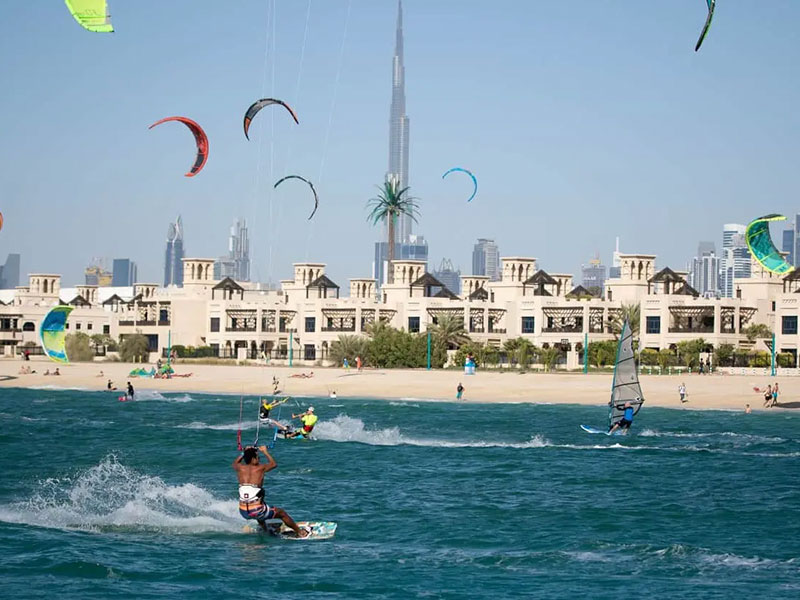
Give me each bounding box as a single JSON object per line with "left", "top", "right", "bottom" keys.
{"left": 0, "top": 359, "right": 793, "bottom": 411}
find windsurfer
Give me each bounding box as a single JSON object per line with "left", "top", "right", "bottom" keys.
{"left": 608, "top": 401, "right": 636, "bottom": 434}
{"left": 233, "top": 446, "right": 308, "bottom": 537}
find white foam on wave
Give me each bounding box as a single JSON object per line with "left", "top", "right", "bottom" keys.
{"left": 0, "top": 455, "right": 241, "bottom": 534}
{"left": 177, "top": 421, "right": 256, "bottom": 431}
{"left": 29, "top": 385, "right": 90, "bottom": 392}
{"left": 313, "top": 415, "right": 549, "bottom": 448}
{"left": 640, "top": 429, "right": 786, "bottom": 444}
{"left": 134, "top": 391, "right": 195, "bottom": 403}
{"left": 389, "top": 401, "right": 420, "bottom": 408}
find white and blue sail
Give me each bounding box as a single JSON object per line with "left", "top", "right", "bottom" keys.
{"left": 608, "top": 319, "right": 644, "bottom": 427}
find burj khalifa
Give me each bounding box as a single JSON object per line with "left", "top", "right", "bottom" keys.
{"left": 387, "top": 0, "right": 411, "bottom": 242}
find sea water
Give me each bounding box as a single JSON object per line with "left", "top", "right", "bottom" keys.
{"left": 1, "top": 387, "right": 798, "bottom": 599}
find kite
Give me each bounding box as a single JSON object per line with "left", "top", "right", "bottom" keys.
{"left": 243, "top": 99, "right": 299, "bottom": 140}
{"left": 40, "top": 305, "right": 74, "bottom": 364}
{"left": 746, "top": 215, "right": 794, "bottom": 275}
{"left": 695, "top": 0, "right": 715, "bottom": 52}
{"left": 273, "top": 175, "right": 319, "bottom": 220}
{"left": 148, "top": 117, "right": 209, "bottom": 177}
{"left": 65, "top": 0, "right": 114, "bottom": 33}
{"left": 0, "top": 211, "right": 3, "bottom": 232}
{"left": 442, "top": 167, "right": 478, "bottom": 203}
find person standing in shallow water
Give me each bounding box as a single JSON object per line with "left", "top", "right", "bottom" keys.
{"left": 456, "top": 383, "right": 464, "bottom": 400}
{"left": 772, "top": 383, "right": 779, "bottom": 407}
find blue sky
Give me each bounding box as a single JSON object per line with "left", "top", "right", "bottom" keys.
{"left": 1, "top": 1, "right": 799, "bottom": 286}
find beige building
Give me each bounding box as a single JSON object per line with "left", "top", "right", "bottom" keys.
{"left": 0, "top": 252, "right": 791, "bottom": 367}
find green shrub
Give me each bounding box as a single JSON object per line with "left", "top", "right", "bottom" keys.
{"left": 639, "top": 348, "right": 659, "bottom": 366}
{"left": 777, "top": 352, "right": 795, "bottom": 368}
{"left": 65, "top": 332, "right": 94, "bottom": 362}
{"left": 750, "top": 351, "right": 770, "bottom": 368}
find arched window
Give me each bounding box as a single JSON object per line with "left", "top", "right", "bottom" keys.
{"left": 22, "top": 322, "right": 35, "bottom": 331}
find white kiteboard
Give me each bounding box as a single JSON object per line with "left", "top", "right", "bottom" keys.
{"left": 580, "top": 424, "right": 626, "bottom": 436}
{"left": 278, "top": 521, "right": 337, "bottom": 540}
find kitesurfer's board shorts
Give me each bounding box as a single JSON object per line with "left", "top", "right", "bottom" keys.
{"left": 239, "top": 503, "right": 276, "bottom": 521}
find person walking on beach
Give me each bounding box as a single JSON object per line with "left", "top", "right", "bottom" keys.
{"left": 343, "top": 357, "right": 349, "bottom": 370}
{"left": 126, "top": 381, "right": 135, "bottom": 401}
{"left": 678, "top": 382, "right": 687, "bottom": 403}
{"left": 772, "top": 383, "right": 779, "bottom": 407}
{"left": 456, "top": 383, "right": 465, "bottom": 400}
{"left": 356, "top": 355, "right": 362, "bottom": 372}
{"left": 763, "top": 384, "right": 773, "bottom": 408}
{"left": 234, "top": 446, "right": 308, "bottom": 537}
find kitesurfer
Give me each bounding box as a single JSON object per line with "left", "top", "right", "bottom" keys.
{"left": 286, "top": 407, "right": 317, "bottom": 438}
{"left": 608, "top": 401, "right": 636, "bottom": 434}
{"left": 259, "top": 397, "right": 288, "bottom": 423}
{"left": 233, "top": 446, "right": 308, "bottom": 537}
{"left": 126, "top": 381, "right": 135, "bottom": 401}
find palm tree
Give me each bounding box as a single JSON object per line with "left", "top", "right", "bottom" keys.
{"left": 430, "top": 313, "right": 470, "bottom": 350}
{"left": 610, "top": 302, "right": 641, "bottom": 338}
{"left": 330, "top": 334, "right": 370, "bottom": 366}
{"left": 366, "top": 178, "right": 420, "bottom": 283}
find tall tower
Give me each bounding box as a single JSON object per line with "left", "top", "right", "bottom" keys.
{"left": 387, "top": 0, "right": 410, "bottom": 243}
{"left": 164, "top": 216, "right": 185, "bottom": 287}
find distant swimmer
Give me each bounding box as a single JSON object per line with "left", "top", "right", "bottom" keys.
{"left": 608, "top": 401, "right": 635, "bottom": 435}
{"left": 233, "top": 446, "right": 308, "bottom": 537}
{"left": 259, "top": 397, "right": 289, "bottom": 423}
{"left": 745, "top": 404, "right": 752, "bottom": 414}
{"left": 286, "top": 407, "right": 317, "bottom": 438}
{"left": 126, "top": 381, "right": 135, "bottom": 401}
{"left": 329, "top": 391, "right": 337, "bottom": 400}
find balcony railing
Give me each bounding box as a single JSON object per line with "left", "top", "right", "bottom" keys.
{"left": 488, "top": 328, "right": 506, "bottom": 334}
{"left": 157, "top": 320, "right": 171, "bottom": 326}
{"left": 225, "top": 326, "right": 257, "bottom": 332}
{"left": 321, "top": 326, "right": 356, "bottom": 332}
{"left": 542, "top": 326, "right": 582, "bottom": 333}
{"left": 118, "top": 320, "right": 134, "bottom": 326}
{"left": 668, "top": 326, "right": 714, "bottom": 333}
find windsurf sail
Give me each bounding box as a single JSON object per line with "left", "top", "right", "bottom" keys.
{"left": 609, "top": 319, "right": 644, "bottom": 427}
{"left": 746, "top": 214, "right": 794, "bottom": 275}
{"left": 40, "top": 305, "right": 74, "bottom": 364}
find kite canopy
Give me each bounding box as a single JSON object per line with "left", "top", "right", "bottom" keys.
{"left": 0, "top": 211, "right": 3, "bottom": 232}
{"left": 65, "top": 0, "right": 114, "bottom": 33}
{"left": 695, "top": 0, "right": 715, "bottom": 52}
{"left": 148, "top": 117, "right": 209, "bottom": 177}
{"left": 40, "top": 305, "right": 74, "bottom": 364}
{"left": 243, "top": 99, "right": 299, "bottom": 140}
{"left": 442, "top": 167, "right": 478, "bottom": 203}
{"left": 273, "top": 175, "right": 319, "bottom": 220}
{"left": 746, "top": 214, "right": 794, "bottom": 275}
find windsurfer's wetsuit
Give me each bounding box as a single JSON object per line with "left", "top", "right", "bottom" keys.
{"left": 612, "top": 406, "right": 635, "bottom": 430}
{"left": 238, "top": 484, "right": 275, "bottom": 522}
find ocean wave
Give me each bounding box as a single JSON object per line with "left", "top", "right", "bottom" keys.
{"left": 389, "top": 401, "right": 420, "bottom": 408}
{"left": 133, "top": 391, "right": 195, "bottom": 403}
{"left": 177, "top": 421, "right": 256, "bottom": 431}
{"left": 0, "top": 455, "right": 241, "bottom": 534}
{"left": 29, "top": 385, "right": 89, "bottom": 392}
{"left": 640, "top": 429, "right": 786, "bottom": 444}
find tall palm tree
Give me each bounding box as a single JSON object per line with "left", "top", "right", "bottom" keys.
{"left": 610, "top": 302, "right": 641, "bottom": 338}
{"left": 366, "top": 178, "right": 420, "bottom": 284}
{"left": 431, "top": 313, "right": 470, "bottom": 350}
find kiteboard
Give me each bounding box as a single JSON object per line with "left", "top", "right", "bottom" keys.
{"left": 118, "top": 395, "right": 132, "bottom": 402}
{"left": 278, "top": 521, "right": 337, "bottom": 540}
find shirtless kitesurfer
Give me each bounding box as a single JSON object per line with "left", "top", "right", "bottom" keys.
{"left": 233, "top": 446, "right": 308, "bottom": 537}
{"left": 608, "top": 401, "right": 636, "bottom": 435}
{"left": 285, "top": 407, "right": 318, "bottom": 438}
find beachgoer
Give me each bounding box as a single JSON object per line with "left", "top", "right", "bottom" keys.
{"left": 356, "top": 355, "right": 362, "bottom": 371}
{"left": 24, "top": 350, "right": 30, "bottom": 361}
{"left": 43, "top": 369, "right": 50, "bottom": 376}
{"left": 763, "top": 384, "right": 773, "bottom": 408}
{"left": 745, "top": 404, "right": 752, "bottom": 414}
{"left": 343, "top": 357, "right": 349, "bottom": 370}
{"left": 233, "top": 446, "right": 308, "bottom": 536}
{"left": 698, "top": 361, "right": 704, "bottom": 375}
{"left": 678, "top": 383, "right": 687, "bottom": 403}
{"left": 107, "top": 379, "right": 116, "bottom": 391}
{"left": 330, "top": 391, "right": 337, "bottom": 399}
{"left": 127, "top": 381, "right": 135, "bottom": 401}
{"left": 96, "top": 370, "right": 104, "bottom": 378}
{"left": 608, "top": 401, "right": 636, "bottom": 434}
{"left": 259, "top": 397, "right": 288, "bottom": 422}
{"left": 456, "top": 383, "right": 464, "bottom": 400}
{"left": 772, "top": 383, "right": 779, "bottom": 407}
{"left": 54, "top": 368, "right": 60, "bottom": 376}
{"left": 286, "top": 407, "right": 318, "bottom": 438}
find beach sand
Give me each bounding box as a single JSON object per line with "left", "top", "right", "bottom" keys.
{"left": 0, "top": 358, "right": 793, "bottom": 411}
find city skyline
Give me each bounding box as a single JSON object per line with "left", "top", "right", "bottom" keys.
{"left": 2, "top": 2, "right": 800, "bottom": 285}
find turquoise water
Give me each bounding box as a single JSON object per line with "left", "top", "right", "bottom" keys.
{"left": 1, "top": 386, "right": 799, "bottom": 599}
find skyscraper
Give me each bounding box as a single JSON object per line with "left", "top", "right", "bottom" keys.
{"left": 164, "top": 216, "right": 185, "bottom": 287}
{"left": 215, "top": 219, "right": 250, "bottom": 281}
{"left": 0, "top": 253, "right": 20, "bottom": 289}
{"left": 432, "top": 258, "right": 461, "bottom": 294}
{"left": 720, "top": 223, "right": 749, "bottom": 297}
{"left": 373, "top": 234, "right": 428, "bottom": 287}
{"left": 688, "top": 242, "right": 719, "bottom": 296}
{"left": 609, "top": 237, "right": 622, "bottom": 278}
{"left": 782, "top": 226, "right": 794, "bottom": 267}
{"left": 472, "top": 239, "right": 500, "bottom": 281}
{"left": 112, "top": 259, "right": 138, "bottom": 287}
{"left": 581, "top": 255, "right": 607, "bottom": 293}
{"left": 387, "top": 0, "right": 411, "bottom": 243}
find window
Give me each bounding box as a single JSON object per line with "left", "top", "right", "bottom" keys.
{"left": 304, "top": 344, "right": 316, "bottom": 360}
{"left": 279, "top": 316, "right": 288, "bottom": 333}
{"left": 22, "top": 322, "right": 35, "bottom": 332}
{"left": 305, "top": 317, "right": 316, "bottom": 332}
{"left": 408, "top": 316, "right": 420, "bottom": 333}
{"left": 159, "top": 309, "right": 169, "bottom": 322}
{"left": 646, "top": 316, "right": 661, "bottom": 334}
{"left": 76, "top": 323, "right": 81, "bottom": 330}
{"left": 782, "top": 316, "right": 797, "bottom": 335}
{"left": 103, "top": 325, "right": 110, "bottom": 335}
{"left": 210, "top": 317, "right": 220, "bottom": 332}
{"left": 521, "top": 316, "right": 535, "bottom": 334}
{"left": 87, "top": 323, "right": 93, "bottom": 331}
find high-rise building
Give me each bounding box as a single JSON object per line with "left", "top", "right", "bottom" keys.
{"left": 164, "top": 216, "right": 185, "bottom": 287}
{"left": 0, "top": 253, "right": 20, "bottom": 289}
{"left": 215, "top": 219, "right": 250, "bottom": 281}
{"left": 720, "top": 224, "right": 749, "bottom": 297}
{"left": 794, "top": 213, "right": 800, "bottom": 268}
{"left": 373, "top": 234, "right": 428, "bottom": 287}
{"left": 609, "top": 237, "right": 622, "bottom": 278}
{"left": 472, "top": 239, "right": 500, "bottom": 281}
{"left": 432, "top": 258, "right": 461, "bottom": 294}
{"left": 688, "top": 241, "right": 720, "bottom": 296}
{"left": 387, "top": 1, "right": 411, "bottom": 243}
{"left": 112, "top": 258, "right": 138, "bottom": 287}
{"left": 581, "top": 255, "right": 607, "bottom": 293}
{"left": 85, "top": 264, "right": 112, "bottom": 286}
{"left": 782, "top": 227, "right": 795, "bottom": 267}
